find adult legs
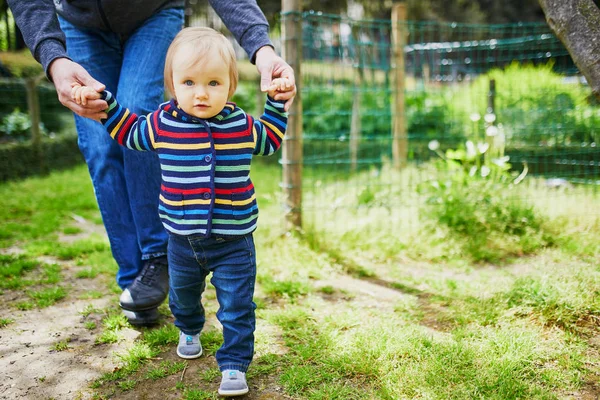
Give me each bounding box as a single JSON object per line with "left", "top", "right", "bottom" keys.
{"left": 58, "top": 17, "right": 144, "bottom": 289}
{"left": 117, "top": 7, "right": 184, "bottom": 262}
{"left": 114, "top": 8, "right": 184, "bottom": 319}
{"left": 59, "top": 8, "right": 183, "bottom": 323}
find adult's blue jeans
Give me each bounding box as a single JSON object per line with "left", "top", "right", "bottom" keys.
{"left": 58, "top": 9, "right": 184, "bottom": 289}
{"left": 168, "top": 233, "right": 257, "bottom": 373}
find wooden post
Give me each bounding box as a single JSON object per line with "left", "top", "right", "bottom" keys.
{"left": 281, "top": 0, "right": 303, "bottom": 231}
{"left": 391, "top": 3, "right": 407, "bottom": 170}
{"left": 25, "top": 77, "right": 44, "bottom": 173}
{"left": 350, "top": 27, "right": 365, "bottom": 172}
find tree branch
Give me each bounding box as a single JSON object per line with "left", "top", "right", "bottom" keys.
{"left": 538, "top": 0, "right": 600, "bottom": 100}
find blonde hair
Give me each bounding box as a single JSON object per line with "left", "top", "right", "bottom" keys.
{"left": 164, "top": 27, "right": 238, "bottom": 99}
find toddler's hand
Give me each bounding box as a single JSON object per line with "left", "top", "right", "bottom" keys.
{"left": 71, "top": 83, "right": 102, "bottom": 106}
{"left": 267, "top": 78, "right": 294, "bottom": 99}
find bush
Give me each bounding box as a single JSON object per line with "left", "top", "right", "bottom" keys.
{"left": 0, "top": 78, "right": 70, "bottom": 136}
{"left": 0, "top": 133, "right": 83, "bottom": 182}
{"left": 420, "top": 141, "right": 557, "bottom": 263}
{"left": 0, "top": 50, "right": 44, "bottom": 78}
{"left": 450, "top": 62, "right": 599, "bottom": 146}
{"left": 0, "top": 108, "right": 46, "bottom": 141}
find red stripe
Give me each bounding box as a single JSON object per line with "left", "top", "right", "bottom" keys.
{"left": 152, "top": 110, "right": 164, "bottom": 136}
{"left": 266, "top": 128, "right": 279, "bottom": 146}
{"left": 161, "top": 185, "right": 210, "bottom": 195}
{"left": 215, "top": 183, "right": 254, "bottom": 195}
{"left": 117, "top": 114, "right": 136, "bottom": 144}
{"left": 159, "top": 131, "right": 209, "bottom": 139}
{"left": 212, "top": 130, "right": 249, "bottom": 139}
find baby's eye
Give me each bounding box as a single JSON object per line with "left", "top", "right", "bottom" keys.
{"left": 209, "top": 80, "right": 219, "bottom": 87}
{"left": 184, "top": 80, "right": 194, "bottom": 86}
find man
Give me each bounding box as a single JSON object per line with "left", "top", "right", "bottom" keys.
{"left": 7, "top": 0, "right": 296, "bottom": 325}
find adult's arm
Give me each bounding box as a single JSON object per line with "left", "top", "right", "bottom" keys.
{"left": 6, "top": 0, "right": 68, "bottom": 75}
{"left": 208, "top": 0, "right": 297, "bottom": 110}
{"left": 208, "top": 0, "right": 273, "bottom": 63}
{"left": 6, "top": 0, "right": 107, "bottom": 118}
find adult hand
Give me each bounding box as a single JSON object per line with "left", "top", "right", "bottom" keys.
{"left": 48, "top": 58, "right": 108, "bottom": 120}
{"left": 255, "top": 46, "right": 297, "bottom": 112}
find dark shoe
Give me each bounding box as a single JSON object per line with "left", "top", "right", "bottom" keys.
{"left": 122, "top": 308, "right": 160, "bottom": 326}
{"left": 120, "top": 256, "right": 169, "bottom": 311}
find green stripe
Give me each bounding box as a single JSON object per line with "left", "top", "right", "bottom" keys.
{"left": 161, "top": 164, "right": 212, "bottom": 172}
{"left": 226, "top": 109, "right": 245, "bottom": 120}
{"left": 260, "top": 125, "right": 268, "bottom": 154}
{"left": 265, "top": 103, "right": 282, "bottom": 115}
{"left": 212, "top": 214, "right": 258, "bottom": 225}
{"left": 215, "top": 165, "right": 250, "bottom": 172}
{"left": 159, "top": 214, "right": 207, "bottom": 225}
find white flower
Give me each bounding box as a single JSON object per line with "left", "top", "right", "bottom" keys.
{"left": 484, "top": 113, "right": 496, "bottom": 123}
{"left": 486, "top": 125, "right": 499, "bottom": 137}
{"left": 428, "top": 140, "right": 440, "bottom": 151}
{"left": 477, "top": 142, "right": 489, "bottom": 154}
{"left": 466, "top": 140, "right": 476, "bottom": 158}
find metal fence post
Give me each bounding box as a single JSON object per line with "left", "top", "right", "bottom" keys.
{"left": 391, "top": 3, "right": 407, "bottom": 170}
{"left": 281, "top": 0, "right": 303, "bottom": 231}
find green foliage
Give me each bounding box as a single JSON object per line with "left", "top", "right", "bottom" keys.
{"left": 420, "top": 140, "right": 556, "bottom": 262}
{"left": 0, "top": 78, "right": 70, "bottom": 135}
{"left": 0, "top": 108, "right": 47, "bottom": 141}
{"left": 451, "top": 62, "right": 600, "bottom": 145}
{"left": 0, "top": 132, "right": 82, "bottom": 182}
{"left": 0, "top": 51, "right": 44, "bottom": 78}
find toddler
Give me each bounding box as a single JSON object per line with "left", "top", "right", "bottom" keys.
{"left": 72, "top": 27, "right": 291, "bottom": 396}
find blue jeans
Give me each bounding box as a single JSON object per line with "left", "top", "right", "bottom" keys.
{"left": 58, "top": 9, "right": 184, "bottom": 289}
{"left": 168, "top": 233, "right": 257, "bottom": 373}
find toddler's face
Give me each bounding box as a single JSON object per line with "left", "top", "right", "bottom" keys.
{"left": 172, "top": 47, "right": 230, "bottom": 119}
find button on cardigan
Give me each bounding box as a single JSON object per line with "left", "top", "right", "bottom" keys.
{"left": 100, "top": 90, "right": 288, "bottom": 237}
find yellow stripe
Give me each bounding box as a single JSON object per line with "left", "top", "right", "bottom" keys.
{"left": 146, "top": 114, "right": 156, "bottom": 148}
{"left": 111, "top": 109, "right": 130, "bottom": 138}
{"left": 160, "top": 195, "right": 211, "bottom": 206}
{"left": 252, "top": 124, "right": 257, "bottom": 146}
{"left": 155, "top": 142, "right": 211, "bottom": 150}
{"left": 261, "top": 119, "right": 284, "bottom": 139}
{"left": 215, "top": 193, "right": 256, "bottom": 206}
{"left": 214, "top": 142, "right": 254, "bottom": 150}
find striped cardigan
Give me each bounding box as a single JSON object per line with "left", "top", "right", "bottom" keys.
{"left": 100, "top": 90, "right": 287, "bottom": 237}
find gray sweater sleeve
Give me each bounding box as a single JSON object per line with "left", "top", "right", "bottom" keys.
{"left": 6, "top": 0, "right": 69, "bottom": 76}
{"left": 208, "top": 0, "right": 273, "bottom": 63}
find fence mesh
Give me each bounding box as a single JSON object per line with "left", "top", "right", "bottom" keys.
{"left": 282, "top": 11, "right": 599, "bottom": 242}
{"left": 1, "top": 11, "right": 598, "bottom": 243}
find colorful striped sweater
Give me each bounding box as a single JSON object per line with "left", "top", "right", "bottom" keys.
{"left": 100, "top": 90, "right": 287, "bottom": 237}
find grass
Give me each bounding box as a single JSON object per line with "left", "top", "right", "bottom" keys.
{"left": 51, "top": 339, "right": 71, "bottom": 352}
{"left": 1, "top": 162, "right": 599, "bottom": 398}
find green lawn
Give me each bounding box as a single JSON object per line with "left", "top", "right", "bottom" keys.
{"left": 0, "top": 162, "right": 598, "bottom": 399}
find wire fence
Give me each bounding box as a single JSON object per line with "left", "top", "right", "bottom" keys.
{"left": 281, "top": 10, "right": 599, "bottom": 240}
{"left": 0, "top": 10, "right": 598, "bottom": 240}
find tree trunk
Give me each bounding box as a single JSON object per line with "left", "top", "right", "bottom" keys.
{"left": 538, "top": 0, "right": 600, "bottom": 100}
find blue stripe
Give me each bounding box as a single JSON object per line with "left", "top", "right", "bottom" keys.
{"left": 140, "top": 118, "right": 150, "bottom": 150}
{"left": 159, "top": 153, "right": 212, "bottom": 161}
{"left": 105, "top": 104, "right": 124, "bottom": 127}
{"left": 216, "top": 154, "right": 252, "bottom": 161}
{"left": 261, "top": 113, "right": 286, "bottom": 131}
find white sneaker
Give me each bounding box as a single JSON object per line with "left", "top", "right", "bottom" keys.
{"left": 218, "top": 370, "right": 248, "bottom": 396}
{"left": 176, "top": 331, "right": 202, "bottom": 359}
